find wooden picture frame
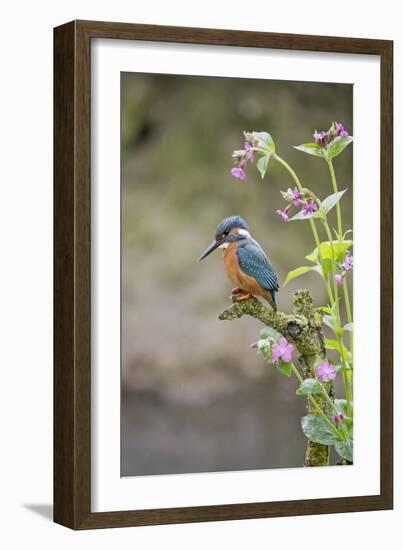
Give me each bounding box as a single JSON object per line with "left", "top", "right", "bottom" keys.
{"left": 54, "top": 19, "right": 393, "bottom": 529}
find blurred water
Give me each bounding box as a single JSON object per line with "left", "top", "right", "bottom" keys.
{"left": 121, "top": 377, "right": 307, "bottom": 476}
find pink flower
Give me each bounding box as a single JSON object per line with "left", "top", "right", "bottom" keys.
{"left": 276, "top": 204, "right": 291, "bottom": 222}
{"left": 302, "top": 201, "right": 318, "bottom": 216}
{"left": 335, "top": 122, "right": 349, "bottom": 137}
{"left": 333, "top": 411, "right": 345, "bottom": 425}
{"left": 342, "top": 249, "right": 353, "bottom": 271}
{"left": 313, "top": 130, "right": 329, "bottom": 147}
{"left": 244, "top": 141, "right": 254, "bottom": 162}
{"left": 291, "top": 187, "right": 303, "bottom": 206}
{"left": 313, "top": 122, "right": 350, "bottom": 149}
{"left": 315, "top": 361, "right": 337, "bottom": 383}
{"left": 231, "top": 166, "right": 247, "bottom": 180}
{"left": 272, "top": 336, "right": 294, "bottom": 364}
{"left": 335, "top": 274, "right": 343, "bottom": 286}
{"left": 231, "top": 140, "right": 256, "bottom": 180}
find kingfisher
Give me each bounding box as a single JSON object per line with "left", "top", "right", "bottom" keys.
{"left": 199, "top": 215, "right": 279, "bottom": 311}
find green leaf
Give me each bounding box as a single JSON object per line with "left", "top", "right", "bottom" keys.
{"left": 260, "top": 326, "right": 281, "bottom": 342}
{"left": 252, "top": 131, "right": 275, "bottom": 152}
{"left": 325, "top": 338, "right": 349, "bottom": 358}
{"left": 301, "top": 414, "right": 340, "bottom": 445}
{"left": 319, "top": 240, "right": 353, "bottom": 262}
{"left": 256, "top": 154, "right": 271, "bottom": 179}
{"left": 319, "top": 189, "right": 347, "bottom": 216}
{"left": 296, "top": 378, "right": 322, "bottom": 396}
{"left": 327, "top": 136, "right": 353, "bottom": 159}
{"left": 283, "top": 265, "right": 314, "bottom": 286}
{"left": 294, "top": 143, "right": 324, "bottom": 157}
{"left": 323, "top": 314, "right": 338, "bottom": 334}
{"left": 325, "top": 339, "right": 339, "bottom": 351}
{"left": 335, "top": 438, "right": 353, "bottom": 462}
{"left": 276, "top": 358, "right": 293, "bottom": 377}
{"left": 282, "top": 256, "right": 333, "bottom": 284}
{"left": 317, "top": 305, "right": 333, "bottom": 315}
{"left": 306, "top": 251, "right": 318, "bottom": 263}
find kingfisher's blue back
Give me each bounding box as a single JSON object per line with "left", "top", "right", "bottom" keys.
{"left": 235, "top": 237, "right": 279, "bottom": 307}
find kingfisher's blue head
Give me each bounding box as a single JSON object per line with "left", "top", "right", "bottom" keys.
{"left": 215, "top": 215, "right": 249, "bottom": 239}
{"left": 199, "top": 215, "right": 250, "bottom": 260}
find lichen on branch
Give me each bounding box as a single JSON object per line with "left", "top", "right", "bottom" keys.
{"left": 219, "top": 289, "right": 324, "bottom": 358}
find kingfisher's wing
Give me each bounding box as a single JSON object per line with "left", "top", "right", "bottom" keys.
{"left": 236, "top": 238, "right": 279, "bottom": 291}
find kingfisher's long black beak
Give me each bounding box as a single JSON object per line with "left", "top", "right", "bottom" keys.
{"left": 199, "top": 239, "right": 221, "bottom": 261}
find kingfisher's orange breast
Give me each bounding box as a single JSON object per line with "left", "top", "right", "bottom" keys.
{"left": 223, "top": 242, "right": 242, "bottom": 287}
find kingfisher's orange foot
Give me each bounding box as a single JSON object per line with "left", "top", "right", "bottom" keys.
{"left": 231, "top": 287, "right": 242, "bottom": 294}
{"left": 235, "top": 292, "right": 252, "bottom": 302}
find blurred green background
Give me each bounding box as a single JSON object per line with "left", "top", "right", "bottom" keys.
{"left": 121, "top": 72, "right": 353, "bottom": 476}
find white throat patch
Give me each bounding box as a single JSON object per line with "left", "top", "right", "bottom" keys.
{"left": 219, "top": 242, "right": 229, "bottom": 249}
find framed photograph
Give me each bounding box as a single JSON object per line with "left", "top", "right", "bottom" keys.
{"left": 54, "top": 20, "right": 393, "bottom": 529}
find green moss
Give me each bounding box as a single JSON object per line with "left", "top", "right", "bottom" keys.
{"left": 305, "top": 440, "right": 330, "bottom": 467}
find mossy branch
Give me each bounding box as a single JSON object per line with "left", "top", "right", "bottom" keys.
{"left": 219, "top": 289, "right": 332, "bottom": 467}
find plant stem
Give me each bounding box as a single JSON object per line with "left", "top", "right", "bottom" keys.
{"left": 320, "top": 382, "right": 339, "bottom": 416}
{"left": 327, "top": 158, "right": 343, "bottom": 240}
{"left": 323, "top": 221, "right": 341, "bottom": 321}
{"left": 344, "top": 370, "right": 353, "bottom": 416}
{"left": 326, "top": 159, "right": 354, "bottom": 361}
{"left": 291, "top": 362, "right": 304, "bottom": 384}
{"left": 343, "top": 279, "right": 353, "bottom": 324}
{"left": 324, "top": 278, "right": 334, "bottom": 306}
{"left": 343, "top": 279, "right": 354, "bottom": 364}
{"left": 325, "top": 159, "right": 353, "bottom": 335}
{"left": 326, "top": 159, "right": 354, "bottom": 400}
{"left": 273, "top": 153, "right": 303, "bottom": 192}
{"left": 320, "top": 383, "right": 349, "bottom": 439}
{"left": 309, "top": 397, "right": 344, "bottom": 439}
{"left": 310, "top": 215, "right": 321, "bottom": 251}
{"left": 323, "top": 220, "right": 353, "bottom": 419}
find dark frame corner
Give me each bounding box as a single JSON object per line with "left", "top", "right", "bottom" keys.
{"left": 54, "top": 20, "right": 393, "bottom": 530}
